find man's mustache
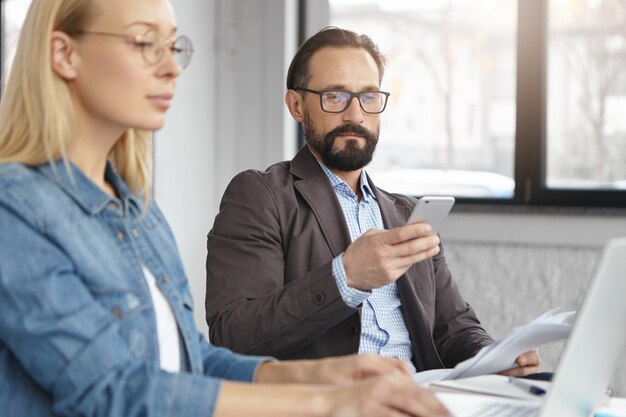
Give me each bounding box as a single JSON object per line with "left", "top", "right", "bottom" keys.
{"left": 326, "top": 123, "right": 377, "bottom": 141}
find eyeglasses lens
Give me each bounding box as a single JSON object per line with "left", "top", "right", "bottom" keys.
{"left": 321, "top": 91, "right": 386, "bottom": 113}
{"left": 138, "top": 30, "right": 193, "bottom": 69}
{"left": 173, "top": 36, "right": 193, "bottom": 69}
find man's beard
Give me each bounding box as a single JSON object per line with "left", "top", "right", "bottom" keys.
{"left": 303, "top": 114, "right": 379, "bottom": 172}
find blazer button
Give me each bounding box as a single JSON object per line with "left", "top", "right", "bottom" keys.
{"left": 313, "top": 292, "right": 325, "bottom": 305}
{"left": 348, "top": 325, "right": 359, "bottom": 337}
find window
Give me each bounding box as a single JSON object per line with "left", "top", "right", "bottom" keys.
{"left": 547, "top": 0, "right": 626, "bottom": 192}
{"left": 1, "top": 0, "right": 31, "bottom": 85}
{"left": 327, "top": 0, "right": 626, "bottom": 207}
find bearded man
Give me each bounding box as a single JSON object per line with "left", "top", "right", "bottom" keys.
{"left": 205, "top": 27, "right": 540, "bottom": 375}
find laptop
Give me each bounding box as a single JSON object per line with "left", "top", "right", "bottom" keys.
{"left": 437, "top": 237, "right": 626, "bottom": 417}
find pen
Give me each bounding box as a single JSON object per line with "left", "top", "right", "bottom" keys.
{"left": 508, "top": 376, "right": 546, "bottom": 396}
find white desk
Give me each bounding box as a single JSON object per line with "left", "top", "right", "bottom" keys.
{"left": 435, "top": 392, "right": 626, "bottom": 417}
{"left": 596, "top": 398, "right": 626, "bottom": 416}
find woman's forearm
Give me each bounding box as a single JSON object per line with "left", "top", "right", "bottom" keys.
{"left": 213, "top": 381, "right": 329, "bottom": 417}
{"left": 254, "top": 354, "right": 412, "bottom": 384}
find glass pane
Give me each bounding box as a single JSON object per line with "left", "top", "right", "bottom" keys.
{"left": 2, "top": 0, "right": 31, "bottom": 79}
{"left": 329, "top": 0, "right": 518, "bottom": 198}
{"left": 547, "top": 0, "right": 626, "bottom": 190}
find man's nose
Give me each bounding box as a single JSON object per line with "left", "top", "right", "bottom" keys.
{"left": 341, "top": 96, "right": 365, "bottom": 124}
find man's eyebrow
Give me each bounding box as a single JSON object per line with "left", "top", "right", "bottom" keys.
{"left": 322, "top": 84, "right": 381, "bottom": 91}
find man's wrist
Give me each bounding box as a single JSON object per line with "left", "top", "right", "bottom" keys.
{"left": 332, "top": 254, "right": 370, "bottom": 307}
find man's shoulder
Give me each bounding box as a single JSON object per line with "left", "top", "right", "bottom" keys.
{"left": 229, "top": 160, "right": 296, "bottom": 192}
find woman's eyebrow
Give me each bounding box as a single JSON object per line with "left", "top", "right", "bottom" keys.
{"left": 124, "top": 22, "right": 178, "bottom": 35}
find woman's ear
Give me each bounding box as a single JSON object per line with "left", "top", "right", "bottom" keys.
{"left": 50, "top": 30, "right": 79, "bottom": 80}
{"left": 285, "top": 89, "right": 305, "bottom": 123}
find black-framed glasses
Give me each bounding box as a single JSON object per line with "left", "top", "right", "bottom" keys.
{"left": 294, "top": 87, "right": 390, "bottom": 114}
{"left": 73, "top": 28, "right": 194, "bottom": 69}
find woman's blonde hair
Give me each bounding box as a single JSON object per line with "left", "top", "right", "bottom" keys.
{"left": 0, "top": 0, "right": 153, "bottom": 199}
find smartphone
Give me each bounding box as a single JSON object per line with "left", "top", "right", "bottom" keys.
{"left": 407, "top": 196, "right": 455, "bottom": 233}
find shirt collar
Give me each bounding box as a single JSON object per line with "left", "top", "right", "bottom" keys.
{"left": 37, "top": 159, "right": 143, "bottom": 215}
{"left": 317, "top": 161, "right": 377, "bottom": 202}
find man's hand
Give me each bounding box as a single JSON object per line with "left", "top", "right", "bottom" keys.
{"left": 499, "top": 349, "right": 542, "bottom": 377}
{"left": 343, "top": 222, "right": 440, "bottom": 290}
{"left": 255, "top": 354, "right": 411, "bottom": 384}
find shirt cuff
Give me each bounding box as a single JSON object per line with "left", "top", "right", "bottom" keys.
{"left": 251, "top": 357, "right": 279, "bottom": 382}
{"left": 332, "top": 254, "right": 370, "bottom": 308}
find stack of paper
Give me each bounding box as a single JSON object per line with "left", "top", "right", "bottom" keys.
{"left": 414, "top": 308, "right": 574, "bottom": 384}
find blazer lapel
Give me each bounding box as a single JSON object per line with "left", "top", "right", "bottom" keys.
{"left": 370, "top": 175, "right": 443, "bottom": 370}
{"left": 368, "top": 175, "right": 409, "bottom": 229}
{"left": 291, "top": 147, "right": 352, "bottom": 257}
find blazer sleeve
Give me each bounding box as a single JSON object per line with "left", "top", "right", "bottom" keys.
{"left": 206, "top": 171, "right": 355, "bottom": 357}
{"left": 431, "top": 242, "right": 494, "bottom": 367}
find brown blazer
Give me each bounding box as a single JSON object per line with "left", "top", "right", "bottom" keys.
{"left": 206, "top": 147, "right": 493, "bottom": 371}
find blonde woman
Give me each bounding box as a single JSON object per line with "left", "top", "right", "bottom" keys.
{"left": 0, "top": 0, "right": 449, "bottom": 416}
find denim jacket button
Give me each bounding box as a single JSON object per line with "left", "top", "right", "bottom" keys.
{"left": 117, "top": 230, "right": 126, "bottom": 241}
{"left": 111, "top": 306, "right": 122, "bottom": 319}
{"left": 131, "top": 229, "right": 139, "bottom": 238}
{"left": 162, "top": 275, "right": 170, "bottom": 284}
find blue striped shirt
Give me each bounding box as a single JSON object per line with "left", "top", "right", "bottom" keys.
{"left": 318, "top": 163, "right": 416, "bottom": 373}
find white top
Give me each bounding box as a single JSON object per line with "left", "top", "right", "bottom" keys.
{"left": 142, "top": 266, "right": 181, "bottom": 372}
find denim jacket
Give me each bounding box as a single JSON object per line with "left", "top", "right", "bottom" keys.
{"left": 0, "top": 160, "right": 267, "bottom": 417}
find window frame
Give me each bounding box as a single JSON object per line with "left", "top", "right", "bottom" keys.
{"left": 0, "top": 0, "right": 5, "bottom": 85}
{"left": 316, "top": 0, "right": 626, "bottom": 209}
{"left": 516, "top": 0, "right": 625, "bottom": 208}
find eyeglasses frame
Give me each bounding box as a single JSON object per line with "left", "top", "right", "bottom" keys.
{"left": 71, "top": 29, "right": 194, "bottom": 69}
{"left": 294, "top": 87, "right": 390, "bottom": 114}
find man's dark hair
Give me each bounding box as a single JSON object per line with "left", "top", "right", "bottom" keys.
{"left": 286, "top": 26, "right": 385, "bottom": 90}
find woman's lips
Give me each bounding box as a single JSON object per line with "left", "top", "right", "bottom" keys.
{"left": 147, "top": 94, "right": 173, "bottom": 110}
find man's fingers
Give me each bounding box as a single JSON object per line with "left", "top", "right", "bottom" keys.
{"left": 379, "top": 223, "right": 434, "bottom": 245}
{"left": 390, "top": 235, "right": 440, "bottom": 258}
{"left": 500, "top": 365, "right": 540, "bottom": 377}
{"left": 516, "top": 350, "right": 541, "bottom": 367}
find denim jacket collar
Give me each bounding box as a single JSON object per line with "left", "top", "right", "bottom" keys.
{"left": 36, "top": 159, "right": 143, "bottom": 215}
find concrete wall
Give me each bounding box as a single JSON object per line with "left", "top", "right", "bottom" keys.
{"left": 440, "top": 212, "right": 626, "bottom": 393}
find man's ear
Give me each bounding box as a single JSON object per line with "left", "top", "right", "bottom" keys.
{"left": 285, "top": 89, "right": 305, "bottom": 123}
{"left": 50, "top": 30, "right": 79, "bottom": 80}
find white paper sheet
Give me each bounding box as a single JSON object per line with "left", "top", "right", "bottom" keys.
{"left": 412, "top": 308, "right": 574, "bottom": 383}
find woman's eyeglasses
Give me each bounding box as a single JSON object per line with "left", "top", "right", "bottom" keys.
{"left": 73, "top": 28, "right": 194, "bottom": 69}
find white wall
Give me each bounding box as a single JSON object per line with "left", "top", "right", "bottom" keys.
{"left": 154, "top": 0, "right": 217, "bottom": 335}
{"left": 155, "top": 0, "right": 298, "bottom": 335}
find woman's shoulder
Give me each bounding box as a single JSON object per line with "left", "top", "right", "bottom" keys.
{"left": 0, "top": 162, "right": 46, "bottom": 197}
{"left": 0, "top": 162, "right": 61, "bottom": 221}
{"left": 0, "top": 161, "right": 34, "bottom": 181}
